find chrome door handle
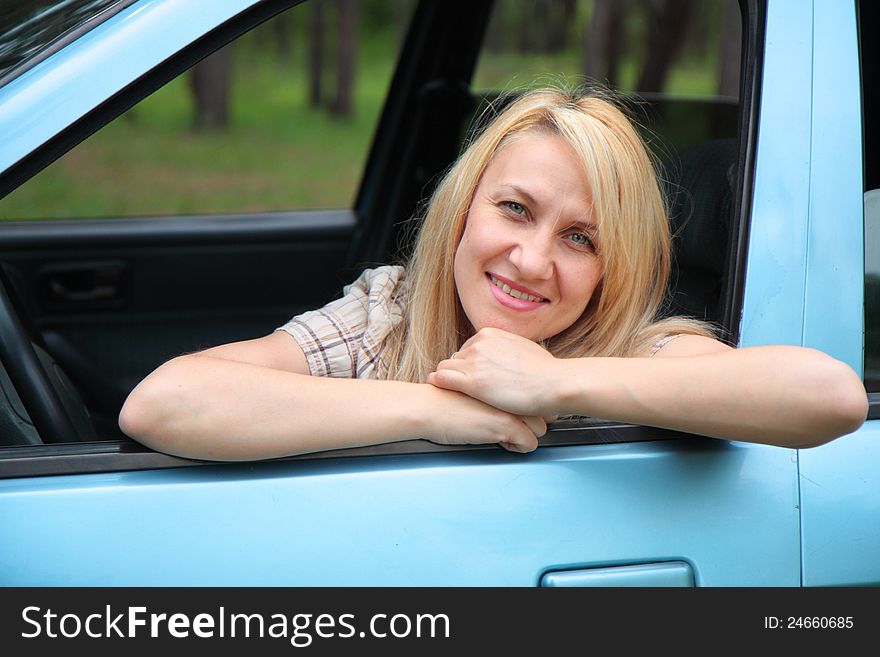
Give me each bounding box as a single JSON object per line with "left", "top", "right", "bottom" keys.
{"left": 541, "top": 561, "right": 694, "bottom": 587}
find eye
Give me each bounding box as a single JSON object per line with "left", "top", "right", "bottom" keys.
{"left": 566, "top": 231, "right": 595, "bottom": 250}
{"left": 502, "top": 200, "right": 526, "bottom": 216}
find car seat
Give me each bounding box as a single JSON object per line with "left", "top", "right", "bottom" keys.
{"left": 661, "top": 138, "right": 738, "bottom": 324}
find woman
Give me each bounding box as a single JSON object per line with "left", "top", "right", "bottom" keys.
{"left": 119, "top": 86, "right": 868, "bottom": 460}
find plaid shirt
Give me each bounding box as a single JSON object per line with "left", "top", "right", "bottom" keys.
{"left": 277, "top": 266, "right": 407, "bottom": 379}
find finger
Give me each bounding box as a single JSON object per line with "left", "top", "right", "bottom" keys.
{"left": 543, "top": 415, "right": 560, "bottom": 423}
{"left": 499, "top": 416, "right": 539, "bottom": 452}
{"left": 435, "top": 357, "right": 469, "bottom": 372}
{"left": 426, "top": 368, "right": 470, "bottom": 393}
{"left": 457, "top": 333, "right": 483, "bottom": 351}
{"left": 521, "top": 415, "right": 548, "bottom": 437}
{"left": 499, "top": 432, "right": 538, "bottom": 453}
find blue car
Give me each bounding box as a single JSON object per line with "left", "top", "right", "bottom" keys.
{"left": 0, "top": 0, "right": 877, "bottom": 586}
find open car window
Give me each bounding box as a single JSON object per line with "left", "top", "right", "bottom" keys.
{"left": 0, "top": 0, "right": 756, "bottom": 475}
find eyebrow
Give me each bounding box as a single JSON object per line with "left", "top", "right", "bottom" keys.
{"left": 496, "top": 184, "right": 598, "bottom": 233}
{"left": 497, "top": 184, "right": 540, "bottom": 208}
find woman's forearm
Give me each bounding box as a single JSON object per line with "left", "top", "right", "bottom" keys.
{"left": 553, "top": 346, "right": 869, "bottom": 448}
{"left": 119, "top": 354, "right": 439, "bottom": 461}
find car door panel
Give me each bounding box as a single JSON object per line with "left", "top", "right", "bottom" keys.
{"left": 798, "top": 427, "right": 880, "bottom": 586}
{"left": 0, "top": 440, "right": 799, "bottom": 586}
{"left": 0, "top": 211, "right": 355, "bottom": 433}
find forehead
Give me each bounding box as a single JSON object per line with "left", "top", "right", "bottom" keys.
{"left": 480, "top": 132, "right": 593, "bottom": 209}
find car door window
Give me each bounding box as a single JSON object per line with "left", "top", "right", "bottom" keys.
{"left": 0, "top": 0, "right": 756, "bottom": 469}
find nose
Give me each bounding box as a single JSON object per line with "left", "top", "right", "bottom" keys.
{"left": 508, "top": 230, "right": 554, "bottom": 281}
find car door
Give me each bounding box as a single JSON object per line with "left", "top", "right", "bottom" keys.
{"left": 0, "top": 0, "right": 813, "bottom": 586}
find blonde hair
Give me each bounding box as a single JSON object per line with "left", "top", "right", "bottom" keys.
{"left": 381, "top": 85, "right": 715, "bottom": 382}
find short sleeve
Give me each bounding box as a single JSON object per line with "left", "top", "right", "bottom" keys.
{"left": 275, "top": 265, "right": 406, "bottom": 378}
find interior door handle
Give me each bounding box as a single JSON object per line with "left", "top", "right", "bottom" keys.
{"left": 39, "top": 261, "right": 127, "bottom": 308}
{"left": 49, "top": 278, "right": 119, "bottom": 302}
{"left": 540, "top": 561, "right": 694, "bottom": 587}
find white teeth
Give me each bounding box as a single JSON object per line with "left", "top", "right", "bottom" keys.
{"left": 489, "top": 275, "right": 544, "bottom": 303}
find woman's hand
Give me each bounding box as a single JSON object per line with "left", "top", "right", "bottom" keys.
{"left": 427, "top": 327, "right": 562, "bottom": 418}
{"left": 422, "top": 383, "right": 547, "bottom": 453}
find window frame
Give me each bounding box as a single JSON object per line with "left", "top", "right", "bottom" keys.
{"left": 0, "top": 0, "right": 767, "bottom": 478}
{"left": 0, "top": 0, "right": 138, "bottom": 90}
{"left": 857, "top": 0, "right": 880, "bottom": 401}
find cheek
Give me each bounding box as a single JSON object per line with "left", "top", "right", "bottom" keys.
{"left": 454, "top": 219, "right": 488, "bottom": 275}
{"left": 561, "top": 261, "right": 603, "bottom": 312}
{"left": 458, "top": 210, "right": 506, "bottom": 261}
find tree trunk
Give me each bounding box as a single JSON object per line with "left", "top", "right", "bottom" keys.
{"left": 331, "top": 0, "right": 358, "bottom": 118}
{"left": 485, "top": 0, "right": 507, "bottom": 54}
{"left": 190, "top": 45, "right": 233, "bottom": 130}
{"left": 535, "top": 0, "right": 552, "bottom": 53}
{"left": 636, "top": 0, "right": 692, "bottom": 93}
{"left": 518, "top": 1, "right": 535, "bottom": 52}
{"left": 274, "top": 13, "right": 293, "bottom": 64}
{"left": 309, "top": 0, "right": 325, "bottom": 108}
{"left": 544, "top": 0, "right": 576, "bottom": 53}
{"left": 717, "top": 0, "right": 741, "bottom": 97}
{"left": 584, "top": 0, "right": 627, "bottom": 87}
{"left": 560, "top": 0, "right": 577, "bottom": 50}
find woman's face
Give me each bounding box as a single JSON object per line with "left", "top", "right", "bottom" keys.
{"left": 454, "top": 132, "right": 604, "bottom": 342}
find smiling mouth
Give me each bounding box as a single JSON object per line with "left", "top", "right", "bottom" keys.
{"left": 487, "top": 273, "right": 548, "bottom": 303}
